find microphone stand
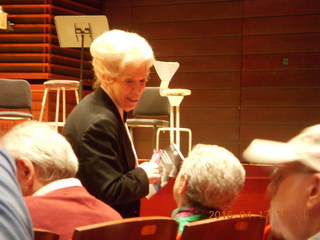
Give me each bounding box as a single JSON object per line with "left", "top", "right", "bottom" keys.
{"left": 75, "top": 27, "right": 90, "bottom": 100}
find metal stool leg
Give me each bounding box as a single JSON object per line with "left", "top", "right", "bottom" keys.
{"left": 39, "top": 88, "right": 48, "bottom": 122}
{"left": 40, "top": 80, "right": 80, "bottom": 130}
{"left": 62, "top": 87, "right": 66, "bottom": 123}
{"left": 169, "top": 105, "right": 174, "bottom": 144}
{"left": 175, "top": 105, "right": 180, "bottom": 149}
{"left": 75, "top": 89, "right": 79, "bottom": 104}
{"left": 54, "top": 88, "right": 60, "bottom": 131}
{"left": 156, "top": 127, "right": 192, "bottom": 153}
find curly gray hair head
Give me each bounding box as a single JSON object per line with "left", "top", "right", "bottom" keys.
{"left": 180, "top": 144, "right": 245, "bottom": 211}
{"left": 0, "top": 121, "right": 78, "bottom": 183}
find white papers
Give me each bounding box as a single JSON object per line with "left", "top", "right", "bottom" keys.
{"left": 146, "top": 143, "right": 185, "bottom": 199}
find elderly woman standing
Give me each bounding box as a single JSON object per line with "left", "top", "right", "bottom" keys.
{"left": 63, "top": 29, "right": 160, "bottom": 218}
{"left": 172, "top": 144, "right": 246, "bottom": 236}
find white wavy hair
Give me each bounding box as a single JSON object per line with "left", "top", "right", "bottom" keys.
{"left": 0, "top": 121, "right": 78, "bottom": 182}
{"left": 180, "top": 144, "right": 245, "bottom": 211}
{"left": 90, "top": 29, "right": 155, "bottom": 89}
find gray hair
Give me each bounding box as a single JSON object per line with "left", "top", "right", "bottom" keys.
{"left": 0, "top": 121, "right": 78, "bottom": 182}
{"left": 180, "top": 144, "right": 245, "bottom": 211}
{"left": 90, "top": 29, "right": 155, "bottom": 89}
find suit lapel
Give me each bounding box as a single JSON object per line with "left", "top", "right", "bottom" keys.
{"left": 95, "top": 88, "right": 136, "bottom": 170}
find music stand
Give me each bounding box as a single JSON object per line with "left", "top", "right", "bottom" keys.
{"left": 54, "top": 15, "right": 109, "bottom": 99}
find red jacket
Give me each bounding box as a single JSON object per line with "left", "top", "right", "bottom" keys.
{"left": 25, "top": 186, "right": 122, "bottom": 240}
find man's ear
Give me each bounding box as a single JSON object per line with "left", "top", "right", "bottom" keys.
{"left": 178, "top": 175, "right": 188, "bottom": 195}
{"left": 306, "top": 173, "right": 320, "bottom": 210}
{"left": 16, "top": 158, "right": 35, "bottom": 187}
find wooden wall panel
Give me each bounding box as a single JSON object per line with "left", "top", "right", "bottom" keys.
{"left": 150, "top": 37, "right": 242, "bottom": 56}
{"left": 242, "top": 53, "right": 320, "bottom": 71}
{"left": 132, "top": 0, "right": 233, "bottom": 6}
{"left": 240, "top": 124, "right": 308, "bottom": 143}
{"left": 185, "top": 123, "right": 239, "bottom": 141}
{"left": 240, "top": 0, "right": 320, "bottom": 158}
{"left": 243, "top": 33, "right": 320, "bottom": 54}
{"left": 134, "top": 19, "right": 243, "bottom": 39}
{"left": 167, "top": 72, "right": 241, "bottom": 89}
{"left": 105, "top": 0, "right": 242, "bottom": 158}
{"left": 159, "top": 56, "right": 241, "bottom": 72}
{"left": 104, "top": 7, "right": 131, "bottom": 25}
{"left": 0, "top": 0, "right": 105, "bottom": 132}
{"left": 241, "top": 107, "right": 320, "bottom": 123}
{"left": 244, "top": 15, "right": 320, "bottom": 35}
{"left": 147, "top": 71, "right": 240, "bottom": 90}
{"left": 242, "top": 71, "right": 320, "bottom": 88}
{"left": 26, "top": 0, "right": 311, "bottom": 162}
{"left": 104, "top": 0, "right": 131, "bottom": 8}
{"left": 243, "top": 0, "right": 320, "bottom": 17}
{"left": 183, "top": 89, "right": 239, "bottom": 106}
{"left": 130, "top": 1, "right": 243, "bottom": 22}
{"left": 0, "top": 0, "right": 103, "bottom": 84}
{"left": 242, "top": 89, "right": 320, "bottom": 106}
{"left": 182, "top": 107, "right": 239, "bottom": 123}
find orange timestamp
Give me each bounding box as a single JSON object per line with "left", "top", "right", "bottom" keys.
{"left": 209, "top": 210, "right": 264, "bottom": 219}
{"left": 209, "top": 210, "right": 307, "bottom": 220}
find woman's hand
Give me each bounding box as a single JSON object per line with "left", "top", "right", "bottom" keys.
{"left": 138, "top": 161, "right": 160, "bottom": 184}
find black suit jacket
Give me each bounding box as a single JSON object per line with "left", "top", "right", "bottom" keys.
{"left": 62, "top": 87, "right": 149, "bottom": 218}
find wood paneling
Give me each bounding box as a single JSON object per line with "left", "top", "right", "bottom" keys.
{"left": 243, "top": 0, "right": 320, "bottom": 17}
{"left": 0, "top": 0, "right": 103, "bottom": 84}
{"left": 167, "top": 72, "right": 241, "bottom": 89}
{"left": 2, "top": 0, "right": 319, "bottom": 164}
{"left": 105, "top": 0, "right": 320, "bottom": 160}
{"left": 0, "top": 0, "right": 103, "bottom": 133}
{"left": 182, "top": 107, "right": 239, "bottom": 123}
{"left": 150, "top": 37, "right": 242, "bottom": 56}
{"left": 241, "top": 107, "right": 320, "bottom": 123}
{"left": 242, "top": 71, "right": 320, "bottom": 88}
{"left": 105, "top": 7, "right": 131, "bottom": 25}
{"left": 243, "top": 15, "right": 320, "bottom": 35}
{"left": 242, "top": 53, "right": 320, "bottom": 71}
{"left": 243, "top": 33, "right": 320, "bottom": 54}
{"left": 158, "top": 56, "right": 241, "bottom": 72}
{"left": 240, "top": 124, "right": 308, "bottom": 143}
{"left": 132, "top": 0, "right": 236, "bottom": 6}
{"left": 241, "top": 0, "right": 320, "bottom": 151}
{"left": 242, "top": 89, "right": 320, "bottom": 106}
{"left": 133, "top": 19, "right": 243, "bottom": 39}
{"left": 130, "top": 1, "right": 243, "bottom": 22}
{"left": 183, "top": 89, "right": 240, "bottom": 106}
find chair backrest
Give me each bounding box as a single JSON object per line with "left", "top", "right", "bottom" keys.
{"left": 133, "top": 87, "right": 170, "bottom": 117}
{"left": 0, "top": 79, "right": 32, "bottom": 110}
{"left": 0, "top": 78, "right": 33, "bottom": 120}
{"left": 72, "top": 216, "right": 178, "bottom": 240}
{"left": 180, "top": 214, "right": 267, "bottom": 240}
{"left": 33, "top": 228, "right": 60, "bottom": 240}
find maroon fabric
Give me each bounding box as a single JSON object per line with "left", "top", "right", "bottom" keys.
{"left": 25, "top": 186, "right": 122, "bottom": 240}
